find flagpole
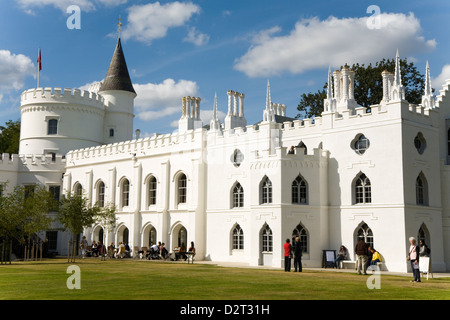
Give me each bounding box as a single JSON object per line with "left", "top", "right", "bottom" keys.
{"left": 37, "top": 47, "right": 40, "bottom": 89}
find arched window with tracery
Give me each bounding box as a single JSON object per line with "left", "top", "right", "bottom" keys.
{"left": 356, "top": 223, "right": 373, "bottom": 249}
{"left": 232, "top": 224, "right": 244, "bottom": 250}
{"left": 292, "top": 224, "right": 308, "bottom": 253}
{"left": 232, "top": 182, "right": 244, "bottom": 208}
{"left": 177, "top": 173, "right": 187, "bottom": 204}
{"left": 261, "top": 176, "right": 272, "bottom": 204}
{"left": 354, "top": 173, "right": 371, "bottom": 204}
{"left": 292, "top": 175, "right": 308, "bottom": 204}
{"left": 416, "top": 172, "right": 428, "bottom": 206}
{"left": 261, "top": 224, "right": 273, "bottom": 252}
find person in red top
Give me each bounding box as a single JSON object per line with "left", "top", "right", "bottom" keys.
{"left": 284, "top": 238, "right": 292, "bottom": 272}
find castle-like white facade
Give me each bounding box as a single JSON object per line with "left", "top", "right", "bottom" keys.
{"left": 1, "top": 38, "right": 450, "bottom": 273}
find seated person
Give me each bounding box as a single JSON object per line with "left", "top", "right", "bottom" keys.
{"left": 370, "top": 248, "right": 381, "bottom": 266}
{"left": 92, "top": 241, "right": 98, "bottom": 257}
{"left": 160, "top": 243, "right": 169, "bottom": 260}
{"left": 116, "top": 242, "right": 126, "bottom": 259}
{"left": 187, "top": 241, "right": 196, "bottom": 261}
{"left": 97, "top": 242, "right": 103, "bottom": 257}
{"left": 108, "top": 242, "right": 115, "bottom": 258}
{"left": 334, "top": 245, "right": 349, "bottom": 269}
{"left": 176, "top": 243, "right": 187, "bottom": 261}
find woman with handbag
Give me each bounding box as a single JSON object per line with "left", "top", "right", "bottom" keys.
{"left": 407, "top": 237, "right": 421, "bottom": 282}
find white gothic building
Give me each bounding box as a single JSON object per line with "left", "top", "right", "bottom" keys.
{"left": 1, "top": 37, "right": 450, "bottom": 273}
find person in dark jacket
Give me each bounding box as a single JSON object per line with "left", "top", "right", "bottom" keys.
{"left": 355, "top": 238, "right": 369, "bottom": 275}
{"left": 293, "top": 237, "right": 303, "bottom": 272}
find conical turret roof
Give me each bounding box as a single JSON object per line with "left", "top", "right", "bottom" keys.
{"left": 99, "top": 37, "right": 136, "bottom": 94}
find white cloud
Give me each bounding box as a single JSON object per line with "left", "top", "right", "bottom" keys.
{"left": 133, "top": 79, "right": 199, "bottom": 121}
{"left": 15, "top": 0, "right": 96, "bottom": 12}
{"left": 0, "top": 50, "right": 35, "bottom": 91}
{"left": 122, "top": 1, "right": 201, "bottom": 45}
{"left": 15, "top": 0, "right": 126, "bottom": 13}
{"left": 432, "top": 64, "right": 450, "bottom": 89}
{"left": 234, "top": 13, "right": 436, "bottom": 78}
{"left": 96, "top": 0, "right": 127, "bottom": 7}
{"left": 183, "top": 27, "right": 210, "bottom": 46}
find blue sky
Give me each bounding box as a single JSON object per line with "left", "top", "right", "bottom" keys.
{"left": 1, "top": 0, "right": 449, "bottom": 137}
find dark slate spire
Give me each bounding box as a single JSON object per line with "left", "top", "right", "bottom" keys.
{"left": 99, "top": 37, "right": 136, "bottom": 94}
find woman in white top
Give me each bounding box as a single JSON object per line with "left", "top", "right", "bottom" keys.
{"left": 407, "top": 237, "right": 421, "bottom": 282}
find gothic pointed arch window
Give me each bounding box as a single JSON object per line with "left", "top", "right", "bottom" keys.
{"left": 121, "top": 178, "right": 130, "bottom": 208}
{"left": 416, "top": 172, "right": 428, "bottom": 206}
{"left": 148, "top": 175, "right": 157, "bottom": 206}
{"left": 292, "top": 224, "right": 308, "bottom": 253}
{"left": 177, "top": 173, "right": 187, "bottom": 204}
{"left": 73, "top": 182, "right": 83, "bottom": 196}
{"left": 97, "top": 181, "right": 105, "bottom": 207}
{"left": 417, "top": 224, "right": 430, "bottom": 251}
{"left": 356, "top": 223, "right": 374, "bottom": 249}
{"left": 292, "top": 175, "right": 308, "bottom": 204}
{"left": 261, "top": 224, "right": 273, "bottom": 252}
{"left": 354, "top": 173, "right": 371, "bottom": 204}
{"left": 148, "top": 226, "right": 157, "bottom": 245}
{"left": 232, "top": 224, "right": 244, "bottom": 250}
{"left": 261, "top": 176, "right": 272, "bottom": 204}
{"left": 447, "top": 128, "right": 450, "bottom": 156}
{"left": 232, "top": 182, "right": 244, "bottom": 208}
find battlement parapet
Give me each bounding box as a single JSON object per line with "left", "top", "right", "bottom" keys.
{"left": 21, "top": 87, "right": 106, "bottom": 110}
{"left": 19, "top": 153, "right": 66, "bottom": 167}
{"left": 66, "top": 128, "right": 206, "bottom": 165}
{"left": 249, "top": 146, "right": 329, "bottom": 170}
{"left": 0, "top": 153, "right": 66, "bottom": 171}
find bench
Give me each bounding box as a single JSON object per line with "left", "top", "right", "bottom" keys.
{"left": 367, "top": 262, "right": 383, "bottom": 272}
{"left": 185, "top": 252, "right": 195, "bottom": 264}
{"left": 341, "top": 260, "right": 357, "bottom": 269}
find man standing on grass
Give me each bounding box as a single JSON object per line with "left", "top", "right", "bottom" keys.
{"left": 355, "top": 238, "right": 369, "bottom": 275}
{"left": 293, "top": 237, "right": 302, "bottom": 272}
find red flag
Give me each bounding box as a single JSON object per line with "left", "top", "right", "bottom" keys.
{"left": 37, "top": 48, "right": 42, "bottom": 71}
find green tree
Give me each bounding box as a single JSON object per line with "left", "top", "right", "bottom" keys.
{"left": 0, "top": 185, "right": 56, "bottom": 262}
{"left": 296, "top": 58, "right": 426, "bottom": 118}
{"left": 57, "top": 192, "right": 116, "bottom": 262}
{"left": 0, "top": 120, "right": 20, "bottom": 155}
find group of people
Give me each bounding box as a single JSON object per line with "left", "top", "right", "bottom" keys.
{"left": 80, "top": 236, "right": 131, "bottom": 259}
{"left": 352, "top": 237, "right": 431, "bottom": 282}
{"left": 137, "top": 241, "right": 196, "bottom": 262}
{"left": 137, "top": 241, "right": 169, "bottom": 260}
{"left": 174, "top": 242, "right": 196, "bottom": 261}
{"left": 283, "top": 235, "right": 431, "bottom": 283}
{"left": 283, "top": 237, "right": 303, "bottom": 272}
{"left": 353, "top": 240, "right": 382, "bottom": 275}
{"left": 407, "top": 237, "right": 431, "bottom": 282}
{"left": 80, "top": 236, "right": 197, "bottom": 262}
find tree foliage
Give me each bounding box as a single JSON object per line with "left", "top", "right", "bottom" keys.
{"left": 57, "top": 192, "right": 117, "bottom": 238}
{"left": 297, "top": 58, "right": 426, "bottom": 118}
{"left": 0, "top": 120, "right": 20, "bottom": 155}
{"left": 0, "top": 185, "right": 56, "bottom": 243}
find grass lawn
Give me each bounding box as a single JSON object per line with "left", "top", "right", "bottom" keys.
{"left": 0, "top": 258, "right": 449, "bottom": 300}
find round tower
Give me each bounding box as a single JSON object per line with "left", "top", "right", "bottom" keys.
{"left": 19, "top": 87, "right": 106, "bottom": 156}
{"left": 98, "top": 37, "right": 136, "bottom": 144}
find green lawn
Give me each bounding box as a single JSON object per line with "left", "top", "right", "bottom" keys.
{"left": 0, "top": 258, "right": 449, "bottom": 300}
